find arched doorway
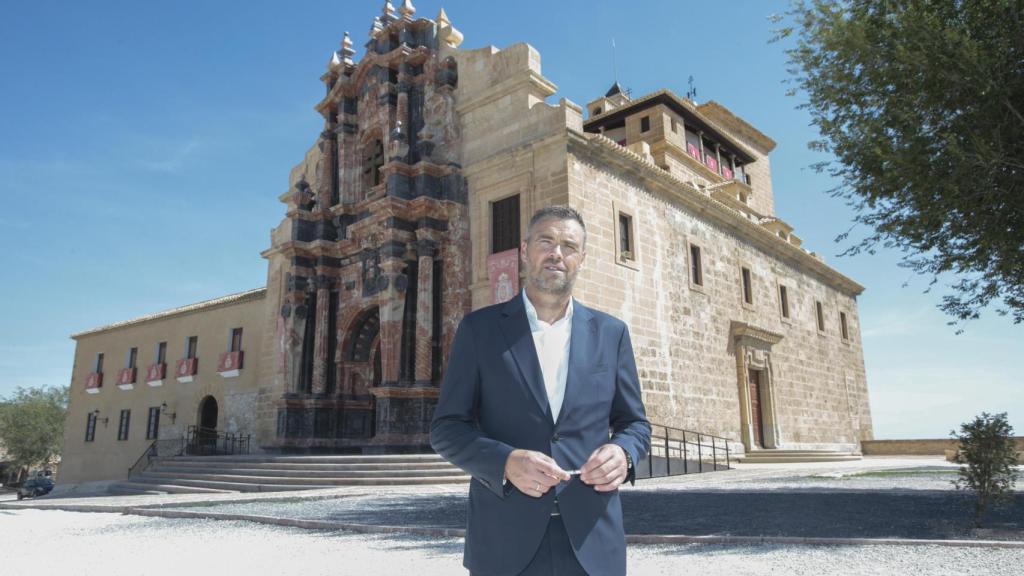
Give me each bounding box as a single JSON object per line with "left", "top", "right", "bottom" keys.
{"left": 199, "top": 396, "right": 218, "bottom": 430}
{"left": 197, "top": 396, "right": 218, "bottom": 454}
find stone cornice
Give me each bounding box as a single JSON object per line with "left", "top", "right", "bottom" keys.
{"left": 568, "top": 130, "right": 864, "bottom": 296}
{"left": 730, "top": 321, "right": 784, "bottom": 346}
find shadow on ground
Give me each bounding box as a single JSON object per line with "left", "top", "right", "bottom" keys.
{"left": 263, "top": 490, "right": 1023, "bottom": 541}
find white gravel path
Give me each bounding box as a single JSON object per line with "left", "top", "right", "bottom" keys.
{"left": 3, "top": 508, "right": 1021, "bottom": 576}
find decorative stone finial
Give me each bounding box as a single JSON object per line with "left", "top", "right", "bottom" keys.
{"left": 436, "top": 7, "right": 463, "bottom": 49}
{"left": 341, "top": 31, "right": 355, "bottom": 65}
{"left": 369, "top": 15, "right": 384, "bottom": 38}
{"left": 382, "top": 1, "right": 397, "bottom": 23}
{"left": 400, "top": 0, "right": 416, "bottom": 20}
{"left": 327, "top": 51, "right": 343, "bottom": 70}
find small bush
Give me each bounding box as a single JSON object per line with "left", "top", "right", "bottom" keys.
{"left": 951, "top": 412, "right": 1018, "bottom": 527}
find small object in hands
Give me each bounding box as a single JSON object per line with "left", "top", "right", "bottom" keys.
{"left": 533, "top": 482, "right": 540, "bottom": 492}
{"left": 565, "top": 469, "right": 582, "bottom": 476}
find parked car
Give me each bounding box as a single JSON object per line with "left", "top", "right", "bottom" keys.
{"left": 17, "top": 476, "right": 54, "bottom": 500}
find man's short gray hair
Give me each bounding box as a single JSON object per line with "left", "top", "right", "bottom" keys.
{"left": 525, "top": 205, "right": 587, "bottom": 245}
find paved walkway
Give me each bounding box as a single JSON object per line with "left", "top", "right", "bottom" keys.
{"left": 3, "top": 457, "right": 1021, "bottom": 545}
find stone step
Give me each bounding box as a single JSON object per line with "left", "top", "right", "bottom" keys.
{"left": 138, "top": 470, "right": 470, "bottom": 486}
{"left": 736, "top": 451, "right": 862, "bottom": 463}
{"left": 132, "top": 474, "right": 468, "bottom": 493}
{"left": 155, "top": 460, "right": 456, "bottom": 472}
{"left": 145, "top": 466, "right": 467, "bottom": 479}
{"left": 107, "top": 480, "right": 233, "bottom": 496}
{"left": 161, "top": 454, "right": 448, "bottom": 465}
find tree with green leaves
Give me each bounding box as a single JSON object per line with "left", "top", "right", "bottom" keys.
{"left": 0, "top": 386, "right": 68, "bottom": 478}
{"left": 951, "top": 412, "right": 1019, "bottom": 527}
{"left": 773, "top": 0, "right": 1024, "bottom": 329}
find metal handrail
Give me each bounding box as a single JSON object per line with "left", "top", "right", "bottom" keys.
{"left": 127, "top": 437, "right": 186, "bottom": 479}
{"left": 637, "top": 423, "right": 731, "bottom": 479}
{"left": 185, "top": 425, "right": 251, "bottom": 456}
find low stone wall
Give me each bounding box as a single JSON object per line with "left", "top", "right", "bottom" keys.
{"left": 862, "top": 438, "right": 1024, "bottom": 458}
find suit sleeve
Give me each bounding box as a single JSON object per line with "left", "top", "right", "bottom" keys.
{"left": 608, "top": 323, "right": 651, "bottom": 485}
{"left": 430, "top": 316, "right": 515, "bottom": 498}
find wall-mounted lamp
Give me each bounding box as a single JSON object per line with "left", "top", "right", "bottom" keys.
{"left": 91, "top": 409, "right": 109, "bottom": 427}
{"left": 160, "top": 402, "right": 177, "bottom": 424}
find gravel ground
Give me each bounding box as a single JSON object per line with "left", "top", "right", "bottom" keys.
{"left": 2, "top": 509, "right": 1021, "bottom": 576}
{"left": 167, "top": 470, "right": 1023, "bottom": 541}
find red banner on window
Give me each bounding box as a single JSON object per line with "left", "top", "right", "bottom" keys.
{"left": 487, "top": 248, "right": 519, "bottom": 305}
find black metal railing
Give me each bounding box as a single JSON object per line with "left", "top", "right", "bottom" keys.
{"left": 635, "top": 423, "right": 731, "bottom": 480}
{"left": 185, "top": 425, "right": 251, "bottom": 456}
{"left": 127, "top": 437, "right": 186, "bottom": 479}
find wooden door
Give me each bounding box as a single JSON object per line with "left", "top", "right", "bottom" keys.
{"left": 749, "top": 369, "right": 765, "bottom": 448}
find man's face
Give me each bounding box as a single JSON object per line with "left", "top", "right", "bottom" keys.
{"left": 520, "top": 217, "right": 587, "bottom": 296}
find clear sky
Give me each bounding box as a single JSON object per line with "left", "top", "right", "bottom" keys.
{"left": 1, "top": 1, "right": 1019, "bottom": 439}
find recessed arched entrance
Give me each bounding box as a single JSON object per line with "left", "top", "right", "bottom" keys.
{"left": 199, "top": 395, "right": 218, "bottom": 430}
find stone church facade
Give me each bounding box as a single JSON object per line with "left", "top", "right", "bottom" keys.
{"left": 60, "top": 3, "right": 872, "bottom": 483}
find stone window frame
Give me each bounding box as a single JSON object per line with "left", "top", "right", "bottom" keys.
{"left": 839, "top": 310, "right": 850, "bottom": 343}
{"left": 613, "top": 202, "right": 639, "bottom": 271}
{"left": 777, "top": 281, "right": 792, "bottom": 324}
{"left": 814, "top": 300, "right": 827, "bottom": 335}
{"left": 687, "top": 238, "right": 706, "bottom": 294}
{"left": 117, "top": 409, "right": 131, "bottom": 442}
{"left": 739, "top": 263, "right": 755, "bottom": 310}
{"left": 490, "top": 193, "right": 521, "bottom": 255}
{"left": 640, "top": 115, "right": 651, "bottom": 133}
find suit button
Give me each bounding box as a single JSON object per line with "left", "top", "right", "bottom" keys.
{"left": 551, "top": 433, "right": 560, "bottom": 442}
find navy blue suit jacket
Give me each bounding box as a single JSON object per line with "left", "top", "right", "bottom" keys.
{"left": 431, "top": 293, "right": 651, "bottom": 576}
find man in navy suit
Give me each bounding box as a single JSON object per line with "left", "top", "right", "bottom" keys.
{"left": 431, "top": 205, "right": 650, "bottom": 576}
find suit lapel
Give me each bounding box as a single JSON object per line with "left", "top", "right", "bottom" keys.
{"left": 557, "top": 299, "right": 595, "bottom": 427}
{"left": 499, "top": 293, "right": 551, "bottom": 420}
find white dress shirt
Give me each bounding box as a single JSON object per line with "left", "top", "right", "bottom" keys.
{"left": 522, "top": 290, "right": 573, "bottom": 422}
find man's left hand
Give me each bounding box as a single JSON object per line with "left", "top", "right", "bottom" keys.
{"left": 579, "top": 444, "right": 628, "bottom": 492}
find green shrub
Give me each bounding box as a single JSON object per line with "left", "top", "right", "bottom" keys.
{"left": 951, "top": 412, "right": 1018, "bottom": 527}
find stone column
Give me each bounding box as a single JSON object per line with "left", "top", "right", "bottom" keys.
{"left": 377, "top": 255, "right": 408, "bottom": 386}
{"left": 414, "top": 238, "right": 437, "bottom": 385}
{"left": 311, "top": 275, "right": 332, "bottom": 395}
{"left": 318, "top": 129, "right": 338, "bottom": 208}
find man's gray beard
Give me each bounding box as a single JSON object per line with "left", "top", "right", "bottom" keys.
{"left": 529, "top": 272, "right": 574, "bottom": 296}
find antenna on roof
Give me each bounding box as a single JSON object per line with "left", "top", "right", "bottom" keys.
{"left": 686, "top": 75, "right": 698, "bottom": 101}
{"left": 611, "top": 37, "right": 618, "bottom": 84}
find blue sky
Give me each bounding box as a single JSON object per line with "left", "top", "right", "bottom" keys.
{"left": 1, "top": 1, "right": 1019, "bottom": 439}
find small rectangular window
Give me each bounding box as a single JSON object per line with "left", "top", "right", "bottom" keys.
{"left": 186, "top": 336, "right": 198, "bottom": 359}
{"left": 618, "top": 213, "right": 634, "bottom": 260}
{"left": 741, "top": 267, "right": 753, "bottom": 305}
{"left": 126, "top": 347, "right": 138, "bottom": 369}
{"left": 690, "top": 244, "right": 703, "bottom": 287}
{"left": 815, "top": 301, "right": 825, "bottom": 332}
{"left": 640, "top": 116, "right": 650, "bottom": 132}
{"left": 146, "top": 407, "right": 160, "bottom": 440}
{"left": 671, "top": 118, "right": 678, "bottom": 133}
{"left": 779, "top": 285, "right": 790, "bottom": 319}
{"left": 94, "top": 353, "right": 104, "bottom": 373}
{"left": 85, "top": 413, "right": 97, "bottom": 442}
{"left": 230, "top": 328, "right": 243, "bottom": 352}
{"left": 491, "top": 194, "right": 521, "bottom": 254}
{"left": 156, "top": 342, "right": 167, "bottom": 364}
{"left": 840, "top": 312, "right": 849, "bottom": 341}
{"left": 117, "top": 409, "right": 131, "bottom": 441}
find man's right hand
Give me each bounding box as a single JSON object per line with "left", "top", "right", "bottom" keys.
{"left": 504, "top": 449, "right": 570, "bottom": 498}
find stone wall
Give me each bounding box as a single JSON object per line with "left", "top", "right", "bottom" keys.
{"left": 567, "top": 137, "right": 871, "bottom": 454}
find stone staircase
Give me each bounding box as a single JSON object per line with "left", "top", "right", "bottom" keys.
{"left": 734, "top": 449, "right": 862, "bottom": 464}
{"left": 109, "top": 453, "right": 469, "bottom": 495}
